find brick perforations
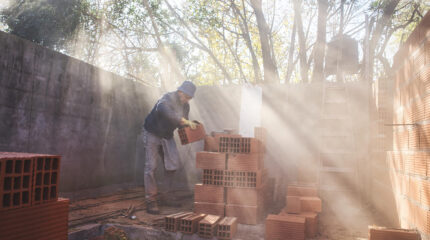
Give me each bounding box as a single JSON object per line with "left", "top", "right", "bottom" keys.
{"left": 180, "top": 213, "right": 206, "bottom": 234}
{"left": 178, "top": 123, "right": 206, "bottom": 145}
{"left": 201, "top": 169, "right": 267, "bottom": 188}
{"left": 0, "top": 157, "right": 33, "bottom": 210}
{"left": 32, "top": 156, "right": 61, "bottom": 205}
{"left": 217, "top": 217, "right": 237, "bottom": 240}
{"left": 218, "top": 137, "right": 261, "bottom": 154}
{"left": 165, "top": 212, "right": 193, "bottom": 232}
{"left": 198, "top": 214, "right": 221, "bottom": 238}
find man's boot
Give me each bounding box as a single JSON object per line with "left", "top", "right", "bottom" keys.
{"left": 146, "top": 200, "right": 160, "bottom": 214}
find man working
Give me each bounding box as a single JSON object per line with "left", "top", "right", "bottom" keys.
{"left": 141, "top": 81, "right": 197, "bottom": 214}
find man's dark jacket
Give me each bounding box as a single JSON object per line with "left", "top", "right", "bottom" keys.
{"left": 144, "top": 91, "right": 190, "bottom": 139}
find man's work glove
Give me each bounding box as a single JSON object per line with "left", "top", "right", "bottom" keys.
{"left": 181, "top": 118, "right": 197, "bottom": 129}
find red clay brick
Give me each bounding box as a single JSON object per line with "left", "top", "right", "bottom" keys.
{"left": 404, "top": 153, "right": 414, "bottom": 174}
{"left": 178, "top": 123, "right": 206, "bottom": 145}
{"left": 254, "top": 127, "right": 267, "bottom": 153}
{"left": 0, "top": 198, "right": 69, "bottom": 240}
{"left": 421, "top": 180, "right": 430, "bottom": 207}
{"left": 265, "top": 214, "right": 305, "bottom": 240}
{"left": 32, "top": 155, "right": 61, "bottom": 205}
{"left": 415, "top": 207, "right": 430, "bottom": 234}
{"left": 413, "top": 151, "right": 426, "bottom": 176}
{"left": 217, "top": 217, "right": 238, "bottom": 240}
{"left": 196, "top": 152, "right": 226, "bottom": 170}
{"left": 180, "top": 213, "right": 206, "bottom": 234}
{"left": 165, "top": 212, "right": 193, "bottom": 232}
{"left": 368, "top": 226, "right": 420, "bottom": 240}
{"left": 409, "top": 129, "right": 419, "bottom": 149}
{"left": 226, "top": 187, "right": 265, "bottom": 206}
{"left": 224, "top": 169, "right": 267, "bottom": 188}
{"left": 225, "top": 204, "right": 263, "bottom": 225}
{"left": 194, "top": 202, "right": 225, "bottom": 216}
{"left": 198, "top": 214, "right": 221, "bottom": 238}
{"left": 279, "top": 211, "right": 318, "bottom": 238}
{"left": 287, "top": 185, "right": 318, "bottom": 197}
{"left": 300, "top": 197, "right": 322, "bottom": 213}
{"left": 254, "top": 127, "right": 267, "bottom": 144}
{"left": 285, "top": 196, "right": 301, "bottom": 214}
{"left": 420, "top": 124, "right": 430, "bottom": 149}
{"left": 218, "top": 137, "right": 262, "bottom": 154}
{"left": 194, "top": 184, "right": 224, "bottom": 203}
{"left": 202, "top": 169, "right": 224, "bottom": 186}
{"left": 409, "top": 178, "right": 420, "bottom": 203}
{"left": 0, "top": 153, "right": 37, "bottom": 210}
{"left": 204, "top": 136, "right": 218, "bottom": 152}
{"left": 227, "top": 153, "right": 263, "bottom": 171}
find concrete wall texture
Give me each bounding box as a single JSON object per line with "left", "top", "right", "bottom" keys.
{"left": 0, "top": 31, "right": 160, "bottom": 192}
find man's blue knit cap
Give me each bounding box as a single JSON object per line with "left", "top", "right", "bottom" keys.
{"left": 177, "top": 81, "right": 196, "bottom": 98}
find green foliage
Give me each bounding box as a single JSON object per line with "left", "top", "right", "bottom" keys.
{"left": 1, "top": 0, "right": 82, "bottom": 48}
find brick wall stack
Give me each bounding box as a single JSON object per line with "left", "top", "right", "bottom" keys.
{"left": 265, "top": 184, "right": 321, "bottom": 240}
{"left": 0, "top": 152, "right": 68, "bottom": 240}
{"left": 194, "top": 127, "right": 268, "bottom": 225}
{"left": 390, "top": 10, "right": 430, "bottom": 239}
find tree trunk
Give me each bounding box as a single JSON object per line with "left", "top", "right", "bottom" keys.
{"left": 231, "top": 0, "right": 262, "bottom": 83}
{"left": 285, "top": 19, "right": 296, "bottom": 83}
{"left": 250, "top": 0, "right": 279, "bottom": 83}
{"left": 293, "top": 0, "right": 309, "bottom": 83}
{"left": 312, "top": 0, "right": 328, "bottom": 83}
{"left": 368, "top": 0, "right": 400, "bottom": 82}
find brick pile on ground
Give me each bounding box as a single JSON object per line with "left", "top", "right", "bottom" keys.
{"left": 164, "top": 211, "right": 238, "bottom": 239}
{"left": 194, "top": 127, "right": 269, "bottom": 225}
{"left": 265, "top": 184, "right": 321, "bottom": 240}
{"left": 368, "top": 226, "right": 421, "bottom": 240}
{"left": 0, "top": 152, "right": 68, "bottom": 240}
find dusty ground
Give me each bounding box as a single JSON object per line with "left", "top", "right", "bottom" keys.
{"left": 68, "top": 188, "right": 390, "bottom": 240}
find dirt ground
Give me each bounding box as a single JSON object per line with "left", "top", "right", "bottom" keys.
{"left": 68, "top": 187, "right": 391, "bottom": 240}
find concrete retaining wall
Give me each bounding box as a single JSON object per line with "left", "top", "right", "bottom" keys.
{"left": 0, "top": 31, "right": 159, "bottom": 192}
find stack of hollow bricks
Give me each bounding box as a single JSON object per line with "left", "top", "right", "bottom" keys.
{"left": 390, "top": 10, "right": 430, "bottom": 239}
{"left": 165, "top": 211, "right": 238, "bottom": 239}
{"left": 0, "top": 152, "right": 68, "bottom": 240}
{"left": 194, "top": 127, "right": 268, "bottom": 226}
{"left": 265, "top": 184, "right": 321, "bottom": 240}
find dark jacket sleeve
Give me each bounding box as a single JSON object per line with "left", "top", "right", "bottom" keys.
{"left": 183, "top": 103, "right": 190, "bottom": 120}
{"left": 155, "top": 95, "right": 182, "bottom": 126}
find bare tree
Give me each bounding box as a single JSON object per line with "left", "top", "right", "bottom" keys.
{"left": 250, "top": 0, "right": 280, "bottom": 83}
{"left": 312, "top": 0, "right": 328, "bottom": 83}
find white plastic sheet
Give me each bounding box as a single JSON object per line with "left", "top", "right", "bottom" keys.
{"left": 239, "top": 84, "right": 262, "bottom": 137}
